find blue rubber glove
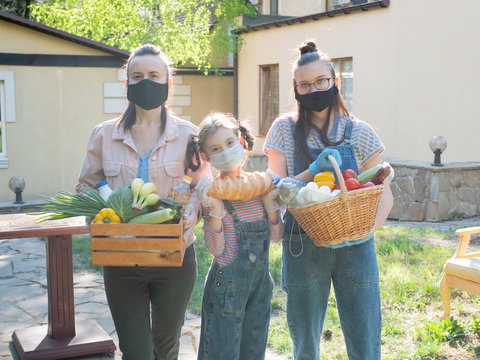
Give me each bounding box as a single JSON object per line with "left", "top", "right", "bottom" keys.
{"left": 308, "top": 149, "right": 342, "bottom": 175}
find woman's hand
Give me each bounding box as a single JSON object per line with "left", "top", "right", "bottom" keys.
{"left": 308, "top": 148, "right": 342, "bottom": 175}
{"left": 362, "top": 156, "right": 394, "bottom": 232}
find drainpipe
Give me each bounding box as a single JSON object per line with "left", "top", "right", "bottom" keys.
{"left": 233, "top": 52, "right": 238, "bottom": 119}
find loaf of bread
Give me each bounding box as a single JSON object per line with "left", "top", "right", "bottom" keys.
{"left": 207, "top": 171, "right": 275, "bottom": 200}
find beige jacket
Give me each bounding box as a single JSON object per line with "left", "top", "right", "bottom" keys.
{"left": 77, "top": 113, "right": 209, "bottom": 224}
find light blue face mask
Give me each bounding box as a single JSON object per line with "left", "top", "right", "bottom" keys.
{"left": 210, "top": 143, "right": 245, "bottom": 172}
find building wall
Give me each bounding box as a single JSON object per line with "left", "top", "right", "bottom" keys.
{"left": 0, "top": 64, "right": 118, "bottom": 203}
{"left": 182, "top": 74, "right": 234, "bottom": 125}
{"left": 237, "top": 0, "right": 480, "bottom": 163}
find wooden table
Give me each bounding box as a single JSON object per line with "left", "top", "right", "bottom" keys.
{"left": 0, "top": 214, "right": 116, "bottom": 360}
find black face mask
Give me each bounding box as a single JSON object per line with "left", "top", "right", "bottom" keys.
{"left": 127, "top": 79, "right": 168, "bottom": 110}
{"left": 295, "top": 84, "right": 339, "bottom": 112}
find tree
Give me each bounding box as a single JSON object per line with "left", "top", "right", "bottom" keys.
{"left": 29, "top": 0, "right": 256, "bottom": 73}
{"left": 0, "top": 0, "right": 36, "bottom": 18}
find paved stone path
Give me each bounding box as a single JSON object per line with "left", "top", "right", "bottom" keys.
{"left": 0, "top": 237, "right": 287, "bottom": 360}
{"left": 1, "top": 217, "right": 479, "bottom": 360}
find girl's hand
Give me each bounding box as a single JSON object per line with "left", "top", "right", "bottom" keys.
{"left": 195, "top": 176, "right": 226, "bottom": 218}
{"left": 261, "top": 188, "right": 280, "bottom": 213}
{"left": 308, "top": 148, "right": 342, "bottom": 175}
{"left": 262, "top": 188, "right": 281, "bottom": 225}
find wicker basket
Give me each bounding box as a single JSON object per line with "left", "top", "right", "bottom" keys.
{"left": 288, "top": 155, "right": 385, "bottom": 246}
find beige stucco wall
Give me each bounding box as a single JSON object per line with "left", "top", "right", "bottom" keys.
{"left": 0, "top": 21, "right": 234, "bottom": 203}
{"left": 238, "top": 0, "right": 480, "bottom": 163}
{"left": 180, "top": 74, "right": 234, "bottom": 126}
{"left": 0, "top": 64, "right": 118, "bottom": 203}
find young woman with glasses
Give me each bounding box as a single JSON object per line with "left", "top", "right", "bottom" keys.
{"left": 263, "top": 40, "right": 393, "bottom": 359}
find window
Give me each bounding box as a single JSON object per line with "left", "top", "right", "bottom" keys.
{"left": 333, "top": 58, "right": 353, "bottom": 111}
{"left": 259, "top": 64, "right": 279, "bottom": 136}
{"left": 327, "top": 0, "right": 368, "bottom": 11}
{"left": 270, "top": 0, "right": 278, "bottom": 15}
{"left": 0, "top": 71, "right": 16, "bottom": 168}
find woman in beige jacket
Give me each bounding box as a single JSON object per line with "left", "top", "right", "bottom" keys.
{"left": 77, "top": 44, "right": 209, "bottom": 360}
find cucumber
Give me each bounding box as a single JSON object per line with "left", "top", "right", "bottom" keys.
{"left": 157, "top": 199, "right": 183, "bottom": 213}
{"left": 357, "top": 164, "right": 382, "bottom": 184}
{"left": 127, "top": 208, "right": 177, "bottom": 224}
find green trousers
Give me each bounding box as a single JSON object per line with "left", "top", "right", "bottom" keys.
{"left": 103, "top": 246, "right": 197, "bottom": 360}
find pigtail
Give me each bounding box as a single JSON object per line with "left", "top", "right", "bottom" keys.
{"left": 185, "top": 134, "right": 202, "bottom": 173}
{"left": 238, "top": 122, "right": 255, "bottom": 151}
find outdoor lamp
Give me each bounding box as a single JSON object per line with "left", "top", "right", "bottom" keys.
{"left": 8, "top": 176, "right": 26, "bottom": 204}
{"left": 429, "top": 136, "right": 447, "bottom": 166}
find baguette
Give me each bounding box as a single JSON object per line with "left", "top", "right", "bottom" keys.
{"left": 207, "top": 171, "right": 275, "bottom": 200}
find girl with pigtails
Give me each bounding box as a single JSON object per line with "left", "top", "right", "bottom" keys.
{"left": 185, "top": 112, "right": 284, "bottom": 360}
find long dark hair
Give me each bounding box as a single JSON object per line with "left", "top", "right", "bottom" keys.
{"left": 118, "top": 44, "right": 173, "bottom": 134}
{"left": 185, "top": 112, "right": 255, "bottom": 172}
{"left": 294, "top": 40, "right": 350, "bottom": 170}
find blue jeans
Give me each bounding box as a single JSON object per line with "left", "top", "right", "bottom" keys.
{"left": 282, "top": 234, "right": 381, "bottom": 360}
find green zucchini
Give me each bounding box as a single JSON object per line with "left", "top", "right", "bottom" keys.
{"left": 357, "top": 164, "right": 382, "bottom": 184}
{"left": 157, "top": 199, "right": 183, "bottom": 213}
{"left": 127, "top": 208, "right": 177, "bottom": 224}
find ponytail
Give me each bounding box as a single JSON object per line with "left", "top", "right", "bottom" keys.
{"left": 238, "top": 122, "right": 255, "bottom": 151}
{"left": 185, "top": 134, "right": 202, "bottom": 172}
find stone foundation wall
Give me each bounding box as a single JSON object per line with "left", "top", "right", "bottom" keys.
{"left": 386, "top": 158, "right": 480, "bottom": 221}
{"left": 247, "top": 155, "right": 480, "bottom": 222}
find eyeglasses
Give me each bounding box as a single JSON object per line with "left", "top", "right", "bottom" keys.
{"left": 294, "top": 77, "right": 334, "bottom": 95}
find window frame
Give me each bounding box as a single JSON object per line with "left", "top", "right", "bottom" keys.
{"left": 332, "top": 57, "right": 353, "bottom": 110}
{"left": 259, "top": 64, "right": 279, "bottom": 136}
{"left": 326, "top": 0, "right": 368, "bottom": 11}
{"left": 0, "top": 70, "right": 16, "bottom": 168}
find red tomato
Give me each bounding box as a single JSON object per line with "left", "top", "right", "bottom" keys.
{"left": 333, "top": 184, "right": 340, "bottom": 190}
{"left": 362, "top": 181, "right": 375, "bottom": 188}
{"left": 345, "top": 178, "right": 361, "bottom": 191}
{"left": 342, "top": 169, "right": 357, "bottom": 180}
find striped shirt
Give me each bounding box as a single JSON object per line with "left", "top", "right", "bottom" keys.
{"left": 263, "top": 113, "right": 384, "bottom": 176}
{"left": 202, "top": 195, "right": 284, "bottom": 267}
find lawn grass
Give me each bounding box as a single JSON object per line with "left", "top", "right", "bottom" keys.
{"left": 72, "top": 223, "right": 480, "bottom": 359}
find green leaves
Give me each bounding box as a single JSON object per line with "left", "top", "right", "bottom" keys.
{"left": 29, "top": 0, "right": 255, "bottom": 73}
{"left": 34, "top": 182, "right": 109, "bottom": 222}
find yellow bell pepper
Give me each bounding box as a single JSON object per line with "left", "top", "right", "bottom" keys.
{"left": 94, "top": 208, "right": 121, "bottom": 224}
{"left": 314, "top": 171, "right": 335, "bottom": 190}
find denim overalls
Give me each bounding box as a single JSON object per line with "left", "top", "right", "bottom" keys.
{"left": 282, "top": 118, "right": 382, "bottom": 360}
{"left": 197, "top": 200, "right": 274, "bottom": 360}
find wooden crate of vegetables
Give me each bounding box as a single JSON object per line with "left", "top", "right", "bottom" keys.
{"left": 34, "top": 178, "right": 185, "bottom": 267}
{"left": 90, "top": 219, "right": 184, "bottom": 267}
